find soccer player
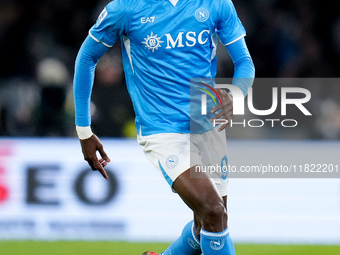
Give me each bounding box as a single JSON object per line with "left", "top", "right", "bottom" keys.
{"left": 73, "top": 0, "right": 255, "bottom": 254}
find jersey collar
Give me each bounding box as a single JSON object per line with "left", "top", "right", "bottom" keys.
{"left": 168, "top": 0, "right": 179, "bottom": 7}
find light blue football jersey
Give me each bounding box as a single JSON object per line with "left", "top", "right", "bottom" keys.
{"left": 89, "top": 0, "right": 246, "bottom": 135}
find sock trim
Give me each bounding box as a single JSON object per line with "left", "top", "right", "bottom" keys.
{"left": 200, "top": 227, "right": 229, "bottom": 238}
{"left": 191, "top": 221, "right": 200, "bottom": 246}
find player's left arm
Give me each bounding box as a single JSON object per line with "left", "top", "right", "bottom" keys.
{"left": 227, "top": 37, "right": 255, "bottom": 96}
{"left": 211, "top": 0, "right": 255, "bottom": 131}
{"left": 211, "top": 37, "right": 255, "bottom": 131}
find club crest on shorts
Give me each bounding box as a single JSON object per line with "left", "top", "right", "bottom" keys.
{"left": 166, "top": 155, "right": 179, "bottom": 168}
{"left": 195, "top": 7, "right": 209, "bottom": 22}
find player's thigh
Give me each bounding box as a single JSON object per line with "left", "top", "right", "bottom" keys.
{"left": 137, "top": 132, "right": 197, "bottom": 187}
{"left": 137, "top": 130, "right": 228, "bottom": 204}
{"left": 172, "top": 167, "right": 222, "bottom": 212}
{"left": 192, "top": 127, "right": 229, "bottom": 197}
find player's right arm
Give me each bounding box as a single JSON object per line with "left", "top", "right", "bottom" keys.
{"left": 73, "top": 1, "right": 128, "bottom": 179}
{"left": 74, "top": 35, "right": 110, "bottom": 179}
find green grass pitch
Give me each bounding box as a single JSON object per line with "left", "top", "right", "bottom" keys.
{"left": 0, "top": 241, "right": 340, "bottom": 255}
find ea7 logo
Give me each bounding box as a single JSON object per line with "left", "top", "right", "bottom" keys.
{"left": 141, "top": 17, "right": 155, "bottom": 23}
{"left": 165, "top": 30, "right": 210, "bottom": 49}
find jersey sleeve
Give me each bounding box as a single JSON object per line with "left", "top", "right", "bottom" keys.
{"left": 216, "top": 0, "right": 246, "bottom": 46}
{"left": 89, "top": 0, "right": 128, "bottom": 48}
{"left": 74, "top": 36, "right": 109, "bottom": 127}
{"left": 226, "top": 37, "right": 255, "bottom": 97}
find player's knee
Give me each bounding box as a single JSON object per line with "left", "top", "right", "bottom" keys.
{"left": 201, "top": 203, "right": 227, "bottom": 232}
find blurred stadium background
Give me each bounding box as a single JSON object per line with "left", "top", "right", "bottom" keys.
{"left": 0, "top": 0, "right": 340, "bottom": 254}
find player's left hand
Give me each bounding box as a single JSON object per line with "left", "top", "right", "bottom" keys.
{"left": 210, "top": 88, "right": 233, "bottom": 132}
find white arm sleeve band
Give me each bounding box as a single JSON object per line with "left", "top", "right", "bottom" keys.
{"left": 76, "top": 126, "right": 93, "bottom": 140}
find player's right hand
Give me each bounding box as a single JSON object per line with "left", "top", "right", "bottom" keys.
{"left": 79, "top": 134, "right": 111, "bottom": 180}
